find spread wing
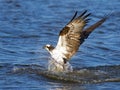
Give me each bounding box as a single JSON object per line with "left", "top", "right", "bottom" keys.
{"left": 55, "top": 10, "right": 107, "bottom": 60}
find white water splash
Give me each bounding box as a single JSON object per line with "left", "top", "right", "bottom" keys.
{"left": 47, "top": 58, "right": 73, "bottom": 73}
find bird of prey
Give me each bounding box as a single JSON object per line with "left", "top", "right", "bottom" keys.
{"left": 44, "top": 10, "right": 107, "bottom": 72}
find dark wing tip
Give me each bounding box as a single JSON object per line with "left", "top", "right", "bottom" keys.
{"left": 67, "top": 11, "right": 78, "bottom": 24}
{"left": 77, "top": 10, "right": 91, "bottom": 19}
{"left": 83, "top": 13, "right": 91, "bottom": 19}
{"left": 85, "top": 18, "right": 91, "bottom": 23}
{"left": 70, "top": 11, "right": 78, "bottom": 22}
{"left": 68, "top": 10, "right": 91, "bottom": 24}
{"left": 72, "top": 11, "right": 78, "bottom": 19}
{"left": 79, "top": 10, "right": 87, "bottom": 17}
{"left": 75, "top": 10, "right": 91, "bottom": 24}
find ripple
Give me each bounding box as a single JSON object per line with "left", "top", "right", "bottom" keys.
{"left": 7, "top": 64, "right": 120, "bottom": 84}
{"left": 0, "top": 0, "right": 120, "bottom": 89}
{"left": 95, "top": 46, "right": 110, "bottom": 51}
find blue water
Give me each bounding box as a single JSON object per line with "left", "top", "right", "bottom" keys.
{"left": 0, "top": 0, "right": 120, "bottom": 90}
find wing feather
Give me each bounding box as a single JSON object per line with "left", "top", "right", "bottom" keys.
{"left": 55, "top": 11, "right": 107, "bottom": 60}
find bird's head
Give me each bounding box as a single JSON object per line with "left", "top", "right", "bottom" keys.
{"left": 43, "top": 44, "right": 55, "bottom": 52}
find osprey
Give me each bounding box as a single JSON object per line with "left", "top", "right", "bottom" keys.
{"left": 44, "top": 10, "right": 107, "bottom": 72}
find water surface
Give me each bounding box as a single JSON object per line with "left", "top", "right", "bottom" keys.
{"left": 0, "top": 0, "right": 120, "bottom": 90}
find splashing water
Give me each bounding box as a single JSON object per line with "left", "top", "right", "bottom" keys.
{"left": 10, "top": 64, "right": 120, "bottom": 84}
{"left": 47, "top": 58, "right": 73, "bottom": 73}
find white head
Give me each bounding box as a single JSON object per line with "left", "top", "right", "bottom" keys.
{"left": 43, "top": 44, "right": 54, "bottom": 52}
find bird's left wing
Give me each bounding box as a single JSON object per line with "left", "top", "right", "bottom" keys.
{"left": 55, "top": 10, "right": 90, "bottom": 59}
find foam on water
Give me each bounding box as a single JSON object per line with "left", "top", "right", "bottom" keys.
{"left": 48, "top": 58, "right": 73, "bottom": 73}
{"left": 11, "top": 64, "right": 120, "bottom": 84}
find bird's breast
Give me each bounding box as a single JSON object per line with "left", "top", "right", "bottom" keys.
{"left": 51, "top": 48, "right": 67, "bottom": 63}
